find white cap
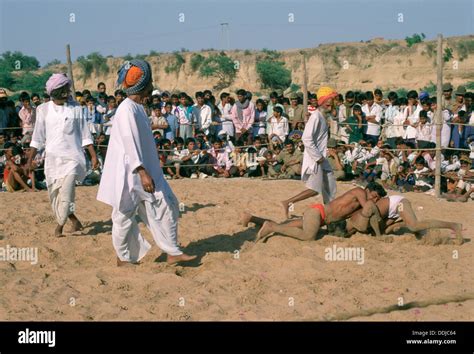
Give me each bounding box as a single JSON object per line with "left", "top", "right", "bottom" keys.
{"left": 152, "top": 89, "right": 161, "bottom": 96}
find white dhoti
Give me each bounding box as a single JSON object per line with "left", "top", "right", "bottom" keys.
{"left": 111, "top": 192, "right": 183, "bottom": 263}
{"left": 48, "top": 174, "right": 77, "bottom": 226}
{"left": 303, "top": 169, "right": 336, "bottom": 204}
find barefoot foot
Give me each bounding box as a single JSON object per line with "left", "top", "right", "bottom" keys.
{"left": 55, "top": 225, "right": 65, "bottom": 237}
{"left": 240, "top": 212, "right": 252, "bottom": 227}
{"left": 167, "top": 253, "right": 197, "bottom": 265}
{"left": 256, "top": 221, "right": 274, "bottom": 242}
{"left": 452, "top": 223, "right": 463, "bottom": 244}
{"left": 116, "top": 257, "right": 140, "bottom": 267}
{"left": 281, "top": 201, "right": 290, "bottom": 219}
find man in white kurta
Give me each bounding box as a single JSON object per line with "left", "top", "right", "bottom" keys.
{"left": 97, "top": 59, "right": 195, "bottom": 266}
{"left": 27, "top": 73, "right": 98, "bottom": 236}
{"left": 281, "top": 87, "right": 337, "bottom": 219}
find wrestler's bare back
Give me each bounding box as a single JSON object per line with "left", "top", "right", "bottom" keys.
{"left": 324, "top": 187, "right": 369, "bottom": 223}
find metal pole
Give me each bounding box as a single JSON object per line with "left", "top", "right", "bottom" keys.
{"left": 434, "top": 34, "right": 443, "bottom": 198}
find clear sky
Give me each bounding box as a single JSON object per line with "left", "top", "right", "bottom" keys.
{"left": 0, "top": 0, "right": 473, "bottom": 66}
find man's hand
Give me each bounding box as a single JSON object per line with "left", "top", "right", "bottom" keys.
{"left": 136, "top": 167, "right": 155, "bottom": 194}
{"left": 281, "top": 165, "right": 287, "bottom": 172}
{"left": 91, "top": 156, "right": 100, "bottom": 170}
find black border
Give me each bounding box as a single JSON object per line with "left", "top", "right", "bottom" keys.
{"left": 0, "top": 321, "right": 472, "bottom": 353}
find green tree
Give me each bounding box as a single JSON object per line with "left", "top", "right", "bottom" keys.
{"left": 0, "top": 67, "right": 15, "bottom": 89}
{"left": 77, "top": 52, "right": 109, "bottom": 82}
{"left": 0, "top": 51, "right": 40, "bottom": 71}
{"left": 165, "top": 52, "right": 185, "bottom": 74}
{"left": 43, "top": 59, "right": 61, "bottom": 68}
{"left": 190, "top": 53, "right": 205, "bottom": 72}
{"left": 443, "top": 47, "right": 453, "bottom": 62}
{"left": 199, "top": 53, "right": 237, "bottom": 89}
{"left": 405, "top": 33, "right": 426, "bottom": 47}
{"left": 256, "top": 60, "right": 291, "bottom": 90}
{"left": 12, "top": 71, "right": 53, "bottom": 93}
{"left": 456, "top": 40, "right": 474, "bottom": 61}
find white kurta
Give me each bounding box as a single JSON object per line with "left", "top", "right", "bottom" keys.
{"left": 97, "top": 98, "right": 182, "bottom": 261}
{"left": 301, "top": 109, "right": 336, "bottom": 203}
{"left": 30, "top": 100, "right": 93, "bottom": 225}
{"left": 31, "top": 101, "right": 93, "bottom": 186}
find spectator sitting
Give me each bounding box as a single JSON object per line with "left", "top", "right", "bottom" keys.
{"left": 274, "top": 140, "right": 303, "bottom": 179}
{"left": 208, "top": 139, "right": 233, "bottom": 178}
{"left": 2, "top": 143, "right": 33, "bottom": 192}
{"left": 230, "top": 141, "right": 248, "bottom": 177}
{"left": 327, "top": 138, "right": 345, "bottom": 181}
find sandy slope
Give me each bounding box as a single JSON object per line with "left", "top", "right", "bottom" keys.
{"left": 0, "top": 179, "right": 472, "bottom": 321}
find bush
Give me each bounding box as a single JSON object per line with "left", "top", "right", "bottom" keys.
{"left": 456, "top": 40, "right": 474, "bottom": 61}
{"left": 261, "top": 48, "right": 281, "bottom": 60}
{"left": 425, "top": 43, "right": 435, "bottom": 57}
{"left": 0, "top": 67, "right": 15, "bottom": 89}
{"left": 77, "top": 52, "right": 109, "bottom": 82}
{"left": 256, "top": 60, "right": 291, "bottom": 90}
{"left": 149, "top": 50, "right": 160, "bottom": 57}
{"left": 0, "top": 51, "right": 40, "bottom": 71}
{"left": 190, "top": 53, "right": 205, "bottom": 72}
{"left": 43, "top": 59, "right": 61, "bottom": 68}
{"left": 421, "top": 81, "right": 436, "bottom": 96}
{"left": 199, "top": 53, "right": 237, "bottom": 89}
{"left": 165, "top": 52, "right": 185, "bottom": 74}
{"left": 405, "top": 33, "right": 426, "bottom": 47}
{"left": 289, "top": 83, "right": 301, "bottom": 92}
{"left": 395, "top": 88, "right": 408, "bottom": 98}
{"left": 443, "top": 47, "right": 453, "bottom": 62}
{"left": 123, "top": 53, "right": 134, "bottom": 61}
{"left": 12, "top": 71, "right": 53, "bottom": 94}
{"left": 244, "top": 50, "right": 252, "bottom": 55}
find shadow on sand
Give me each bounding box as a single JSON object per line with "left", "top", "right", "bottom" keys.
{"left": 154, "top": 228, "right": 256, "bottom": 267}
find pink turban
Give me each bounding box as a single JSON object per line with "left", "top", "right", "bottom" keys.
{"left": 45, "top": 73, "right": 71, "bottom": 95}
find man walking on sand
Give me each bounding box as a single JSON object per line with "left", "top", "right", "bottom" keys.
{"left": 97, "top": 59, "right": 196, "bottom": 266}
{"left": 281, "top": 87, "right": 338, "bottom": 219}
{"left": 26, "top": 73, "right": 99, "bottom": 237}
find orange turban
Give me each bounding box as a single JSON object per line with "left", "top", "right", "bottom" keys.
{"left": 123, "top": 66, "right": 144, "bottom": 88}
{"left": 317, "top": 86, "right": 338, "bottom": 106}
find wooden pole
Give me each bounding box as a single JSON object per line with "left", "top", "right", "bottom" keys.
{"left": 301, "top": 51, "right": 308, "bottom": 121}
{"left": 434, "top": 34, "right": 443, "bottom": 198}
{"left": 66, "top": 44, "right": 76, "bottom": 96}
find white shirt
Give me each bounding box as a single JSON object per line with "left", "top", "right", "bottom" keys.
{"left": 362, "top": 103, "right": 382, "bottom": 136}
{"left": 416, "top": 122, "right": 433, "bottom": 142}
{"left": 301, "top": 109, "right": 332, "bottom": 179}
{"left": 384, "top": 104, "right": 400, "bottom": 138}
{"left": 192, "top": 104, "right": 212, "bottom": 135}
{"left": 404, "top": 104, "right": 422, "bottom": 140}
{"left": 268, "top": 116, "right": 289, "bottom": 142}
{"left": 97, "top": 98, "right": 175, "bottom": 213}
{"left": 430, "top": 109, "right": 452, "bottom": 147}
{"left": 30, "top": 101, "right": 93, "bottom": 186}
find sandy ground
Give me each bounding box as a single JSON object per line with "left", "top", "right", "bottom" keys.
{"left": 0, "top": 179, "right": 473, "bottom": 321}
